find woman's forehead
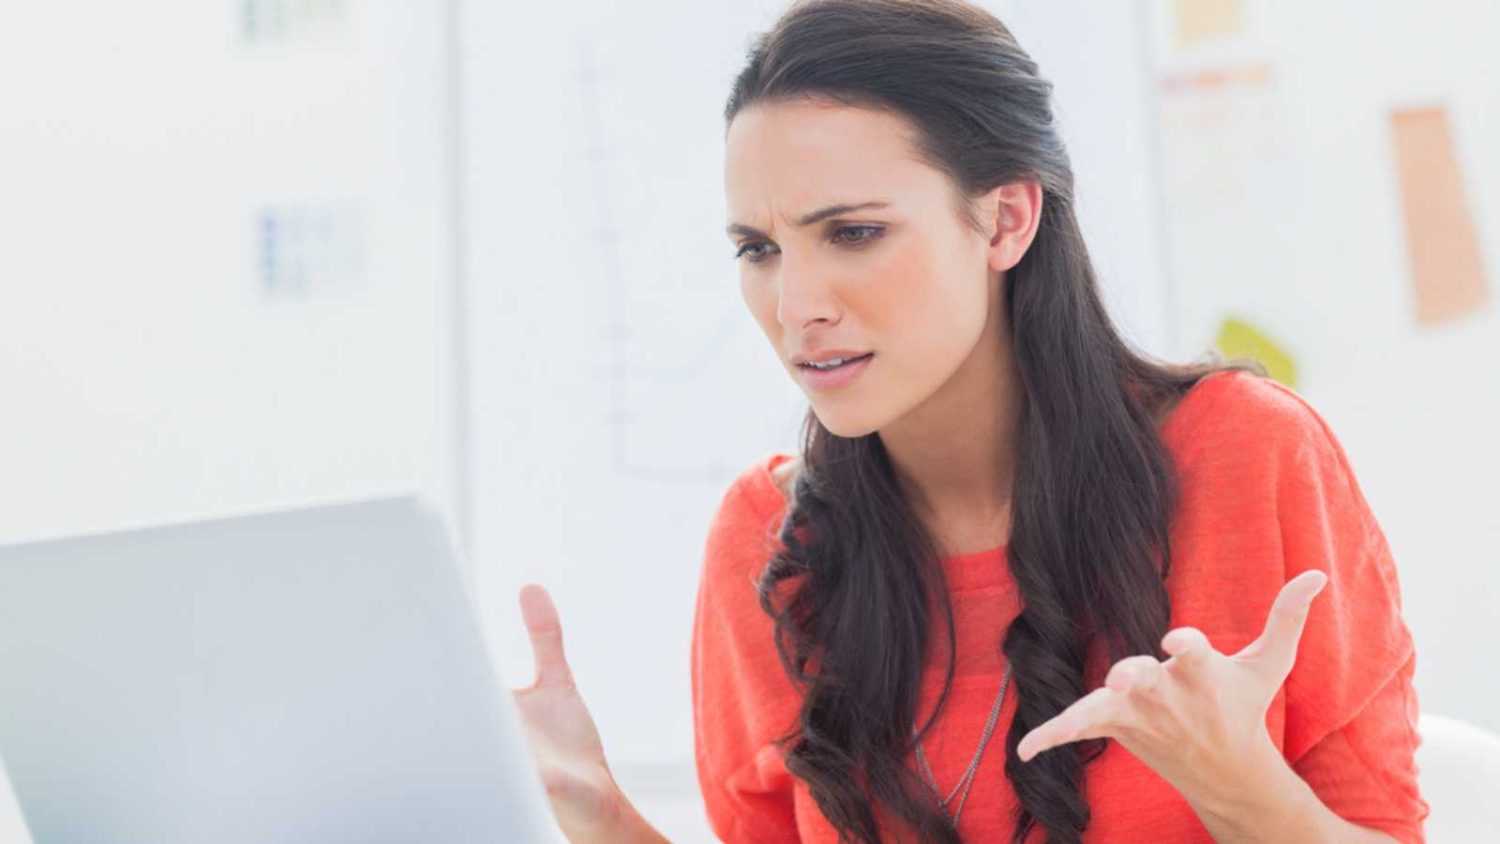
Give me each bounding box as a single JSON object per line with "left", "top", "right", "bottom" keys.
{"left": 724, "top": 103, "right": 941, "bottom": 227}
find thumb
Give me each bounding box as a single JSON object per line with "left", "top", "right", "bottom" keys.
{"left": 1238, "top": 569, "right": 1328, "bottom": 684}
{"left": 516, "top": 583, "right": 575, "bottom": 690}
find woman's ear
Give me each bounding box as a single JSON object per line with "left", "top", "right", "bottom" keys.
{"left": 982, "top": 180, "right": 1043, "bottom": 273}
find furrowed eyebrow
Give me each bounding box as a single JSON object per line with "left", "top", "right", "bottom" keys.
{"left": 726, "top": 200, "right": 891, "bottom": 238}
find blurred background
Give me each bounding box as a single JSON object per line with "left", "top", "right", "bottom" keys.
{"left": 0, "top": 0, "right": 1494, "bottom": 840}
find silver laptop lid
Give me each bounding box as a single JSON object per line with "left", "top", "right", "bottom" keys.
{"left": 0, "top": 493, "right": 561, "bottom": 843}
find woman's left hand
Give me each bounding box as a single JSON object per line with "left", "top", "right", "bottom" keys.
{"left": 1016, "top": 569, "right": 1329, "bottom": 812}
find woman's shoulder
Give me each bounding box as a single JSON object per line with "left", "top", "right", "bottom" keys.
{"left": 699, "top": 451, "right": 797, "bottom": 587}
{"left": 717, "top": 450, "right": 796, "bottom": 520}
{"left": 768, "top": 452, "right": 801, "bottom": 502}
{"left": 1163, "top": 368, "right": 1350, "bottom": 470}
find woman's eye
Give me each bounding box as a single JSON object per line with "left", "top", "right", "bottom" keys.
{"left": 734, "top": 241, "right": 777, "bottom": 263}
{"left": 734, "top": 226, "right": 881, "bottom": 263}
{"left": 832, "top": 225, "right": 883, "bottom": 245}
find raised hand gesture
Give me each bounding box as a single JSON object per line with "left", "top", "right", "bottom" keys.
{"left": 509, "top": 583, "right": 627, "bottom": 842}
{"left": 1017, "top": 570, "right": 1331, "bottom": 830}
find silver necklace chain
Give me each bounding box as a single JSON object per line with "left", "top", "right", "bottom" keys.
{"left": 912, "top": 660, "right": 1012, "bottom": 829}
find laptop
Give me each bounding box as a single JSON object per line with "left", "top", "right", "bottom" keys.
{"left": 0, "top": 493, "right": 563, "bottom": 843}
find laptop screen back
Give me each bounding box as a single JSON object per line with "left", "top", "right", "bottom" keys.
{"left": 0, "top": 494, "right": 560, "bottom": 843}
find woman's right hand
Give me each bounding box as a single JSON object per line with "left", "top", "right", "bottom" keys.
{"left": 509, "top": 583, "right": 628, "bottom": 842}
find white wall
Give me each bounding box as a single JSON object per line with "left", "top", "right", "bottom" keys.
{"left": 0, "top": 2, "right": 458, "bottom": 542}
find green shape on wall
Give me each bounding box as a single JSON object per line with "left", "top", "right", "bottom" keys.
{"left": 1214, "top": 316, "right": 1298, "bottom": 388}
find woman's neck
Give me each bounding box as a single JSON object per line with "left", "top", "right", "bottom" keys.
{"left": 878, "top": 316, "right": 1022, "bottom": 555}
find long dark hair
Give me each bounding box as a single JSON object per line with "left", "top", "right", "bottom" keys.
{"left": 725, "top": 1, "right": 1264, "bottom": 842}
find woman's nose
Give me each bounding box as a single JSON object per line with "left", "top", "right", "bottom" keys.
{"left": 774, "top": 255, "right": 841, "bottom": 329}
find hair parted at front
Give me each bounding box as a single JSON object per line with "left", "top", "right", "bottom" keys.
{"left": 724, "top": 1, "right": 1264, "bottom": 842}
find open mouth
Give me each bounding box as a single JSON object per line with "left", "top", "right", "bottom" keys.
{"left": 799, "top": 353, "right": 874, "bottom": 371}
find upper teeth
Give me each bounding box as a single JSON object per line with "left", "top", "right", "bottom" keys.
{"left": 809, "top": 357, "right": 853, "bottom": 370}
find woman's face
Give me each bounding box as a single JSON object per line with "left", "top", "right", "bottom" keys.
{"left": 723, "top": 98, "right": 1008, "bottom": 438}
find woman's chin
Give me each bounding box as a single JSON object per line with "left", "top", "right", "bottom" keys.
{"left": 810, "top": 406, "right": 882, "bottom": 439}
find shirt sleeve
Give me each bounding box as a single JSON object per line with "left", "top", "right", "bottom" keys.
{"left": 690, "top": 473, "right": 803, "bottom": 843}
{"left": 1292, "top": 650, "right": 1429, "bottom": 843}
{"left": 1270, "top": 385, "right": 1429, "bottom": 838}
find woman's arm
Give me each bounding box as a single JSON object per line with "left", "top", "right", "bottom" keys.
{"left": 596, "top": 793, "right": 672, "bottom": 844}
{"left": 1192, "top": 739, "right": 1398, "bottom": 843}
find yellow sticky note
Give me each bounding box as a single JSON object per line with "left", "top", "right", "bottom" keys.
{"left": 1214, "top": 316, "right": 1298, "bottom": 388}
{"left": 1390, "top": 106, "right": 1491, "bottom": 326}
{"left": 1172, "top": 0, "right": 1244, "bottom": 49}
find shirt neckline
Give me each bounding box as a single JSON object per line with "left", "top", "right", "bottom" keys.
{"left": 752, "top": 453, "right": 1010, "bottom": 581}
{"left": 745, "top": 369, "right": 1246, "bottom": 583}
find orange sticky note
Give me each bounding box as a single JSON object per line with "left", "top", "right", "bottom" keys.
{"left": 1172, "top": 0, "right": 1244, "bottom": 49}
{"left": 1390, "top": 106, "right": 1491, "bottom": 326}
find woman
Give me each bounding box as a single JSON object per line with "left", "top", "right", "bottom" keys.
{"left": 510, "top": 1, "right": 1429, "bottom": 841}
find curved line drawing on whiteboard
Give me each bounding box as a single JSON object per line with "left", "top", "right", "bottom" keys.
{"left": 574, "top": 33, "right": 797, "bottom": 484}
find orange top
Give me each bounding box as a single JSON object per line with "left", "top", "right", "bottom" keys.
{"left": 690, "top": 369, "right": 1429, "bottom": 843}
